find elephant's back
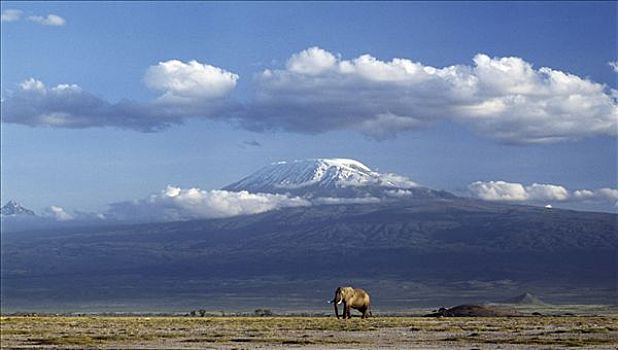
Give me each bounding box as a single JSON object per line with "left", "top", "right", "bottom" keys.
{"left": 353, "top": 288, "right": 371, "bottom": 305}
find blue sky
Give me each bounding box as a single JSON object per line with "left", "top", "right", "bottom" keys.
{"left": 1, "top": 1, "right": 616, "bottom": 214}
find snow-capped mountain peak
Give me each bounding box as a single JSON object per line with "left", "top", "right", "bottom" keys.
{"left": 225, "top": 159, "right": 415, "bottom": 192}
{"left": 223, "top": 158, "right": 452, "bottom": 200}
{"left": 1, "top": 200, "right": 36, "bottom": 216}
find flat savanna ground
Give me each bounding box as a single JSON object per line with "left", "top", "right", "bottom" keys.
{"left": 2, "top": 316, "right": 618, "bottom": 349}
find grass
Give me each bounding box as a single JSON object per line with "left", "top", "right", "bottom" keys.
{"left": 32, "top": 335, "right": 96, "bottom": 345}
{"left": 2, "top": 316, "right": 617, "bottom": 348}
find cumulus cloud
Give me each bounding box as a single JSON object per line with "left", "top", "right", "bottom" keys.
{"left": 105, "top": 184, "right": 422, "bottom": 223}
{"left": 524, "top": 183, "right": 570, "bottom": 201}
{"left": 144, "top": 60, "right": 238, "bottom": 103}
{"left": 573, "top": 188, "right": 618, "bottom": 202}
{"left": 3, "top": 48, "right": 616, "bottom": 144}
{"left": 1, "top": 59, "right": 239, "bottom": 131}
{"left": 609, "top": 61, "right": 618, "bottom": 73}
{"left": 28, "top": 14, "right": 65, "bottom": 26}
{"left": 1, "top": 9, "right": 22, "bottom": 22}
{"left": 106, "top": 186, "right": 310, "bottom": 221}
{"left": 468, "top": 181, "right": 530, "bottom": 201}
{"left": 469, "top": 180, "right": 617, "bottom": 205}
{"left": 246, "top": 47, "right": 617, "bottom": 143}
{"left": 286, "top": 46, "right": 338, "bottom": 75}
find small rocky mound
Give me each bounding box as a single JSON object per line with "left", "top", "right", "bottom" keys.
{"left": 424, "top": 304, "right": 521, "bottom": 317}
{"left": 499, "top": 292, "right": 547, "bottom": 305}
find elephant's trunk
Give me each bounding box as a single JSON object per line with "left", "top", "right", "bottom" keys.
{"left": 334, "top": 302, "right": 339, "bottom": 319}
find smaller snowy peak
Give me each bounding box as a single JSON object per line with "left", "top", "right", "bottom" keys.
{"left": 1, "top": 200, "right": 36, "bottom": 216}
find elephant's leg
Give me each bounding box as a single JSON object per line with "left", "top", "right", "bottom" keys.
{"left": 334, "top": 303, "right": 340, "bottom": 319}
{"left": 345, "top": 305, "right": 351, "bottom": 319}
{"left": 360, "top": 306, "right": 368, "bottom": 319}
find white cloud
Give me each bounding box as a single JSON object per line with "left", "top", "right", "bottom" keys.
{"left": 379, "top": 173, "right": 418, "bottom": 189}
{"left": 19, "top": 78, "right": 46, "bottom": 92}
{"left": 469, "top": 180, "right": 617, "bottom": 205}
{"left": 3, "top": 48, "right": 616, "bottom": 144}
{"left": 1, "top": 59, "right": 239, "bottom": 131}
{"left": 46, "top": 205, "right": 74, "bottom": 221}
{"left": 144, "top": 60, "right": 239, "bottom": 102}
{"left": 105, "top": 184, "right": 419, "bottom": 223}
{"left": 107, "top": 186, "right": 310, "bottom": 221}
{"left": 609, "top": 61, "right": 618, "bottom": 73}
{"left": 1, "top": 10, "right": 65, "bottom": 26}
{"left": 286, "top": 46, "right": 337, "bottom": 75}
{"left": 248, "top": 48, "right": 617, "bottom": 143}
{"left": 1, "top": 9, "right": 22, "bottom": 22}
{"left": 525, "top": 183, "right": 570, "bottom": 201}
{"left": 597, "top": 188, "right": 618, "bottom": 201}
{"left": 468, "top": 181, "right": 529, "bottom": 201}
{"left": 28, "top": 14, "right": 65, "bottom": 26}
{"left": 573, "top": 188, "right": 618, "bottom": 202}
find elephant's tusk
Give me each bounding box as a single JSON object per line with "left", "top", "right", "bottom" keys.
{"left": 337, "top": 300, "right": 343, "bottom": 305}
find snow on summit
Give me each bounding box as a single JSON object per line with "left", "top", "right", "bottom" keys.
{"left": 222, "top": 158, "right": 435, "bottom": 199}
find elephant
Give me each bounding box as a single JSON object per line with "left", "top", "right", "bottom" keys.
{"left": 329, "top": 286, "right": 371, "bottom": 319}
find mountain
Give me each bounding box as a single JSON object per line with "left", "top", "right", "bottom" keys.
{"left": 0, "top": 200, "right": 35, "bottom": 216}
{"left": 1, "top": 159, "right": 616, "bottom": 312}
{"left": 498, "top": 292, "right": 547, "bottom": 305}
{"left": 224, "top": 158, "right": 454, "bottom": 199}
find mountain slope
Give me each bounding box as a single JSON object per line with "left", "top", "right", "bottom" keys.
{"left": 2, "top": 198, "right": 615, "bottom": 310}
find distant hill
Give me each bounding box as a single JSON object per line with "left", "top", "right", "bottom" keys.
{"left": 498, "top": 292, "right": 548, "bottom": 305}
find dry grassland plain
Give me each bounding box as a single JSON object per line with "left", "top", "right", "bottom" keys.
{"left": 2, "top": 316, "right": 618, "bottom": 349}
